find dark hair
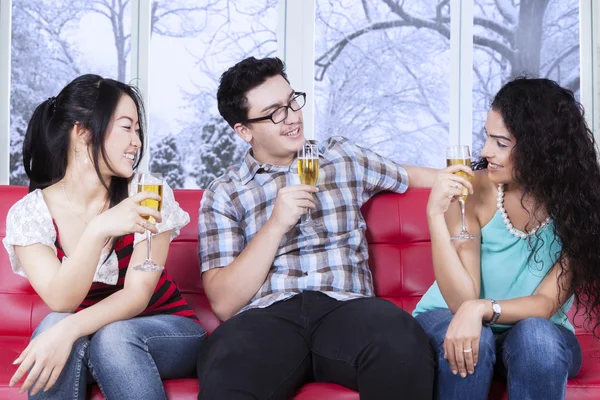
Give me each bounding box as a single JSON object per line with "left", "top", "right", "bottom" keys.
{"left": 23, "top": 74, "right": 145, "bottom": 201}
{"left": 23, "top": 74, "right": 146, "bottom": 260}
{"left": 217, "top": 56, "right": 289, "bottom": 128}
{"left": 485, "top": 77, "right": 600, "bottom": 335}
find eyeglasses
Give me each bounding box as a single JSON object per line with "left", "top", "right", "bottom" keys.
{"left": 244, "top": 92, "right": 306, "bottom": 124}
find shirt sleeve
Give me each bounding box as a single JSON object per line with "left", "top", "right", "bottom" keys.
{"left": 134, "top": 179, "right": 190, "bottom": 246}
{"left": 345, "top": 139, "right": 409, "bottom": 195}
{"left": 198, "top": 186, "right": 245, "bottom": 273}
{"left": 2, "top": 191, "right": 58, "bottom": 278}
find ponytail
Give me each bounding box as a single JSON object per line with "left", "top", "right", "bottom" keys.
{"left": 22, "top": 97, "right": 67, "bottom": 192}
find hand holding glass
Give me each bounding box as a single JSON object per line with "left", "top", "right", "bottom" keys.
{"left": 446, "top": 146, "right": 479, "bottom": 240}
{"left": 298, "top": 143, "right": 321, "bottom": 226}
{"left": 134, "top": 172, "right": 164, "bottom": 272}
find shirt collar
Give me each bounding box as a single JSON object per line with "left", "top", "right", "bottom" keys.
{"left": 238, "top": 149, "right": 294, "bottom": 185}
{"left": 239, "top": 150, "right": 262, "bottom": 185}
{"left": 239, "top": 141, "right": 327, "bottom": 185}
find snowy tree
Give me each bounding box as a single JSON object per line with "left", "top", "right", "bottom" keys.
{"left": 150, "top": 135, "right": 185, "bottom": 189}
{"left": 9, "top": 0, "right": 216, "bottom": 185}
{"left": 10, "top": 0, "right": 82, "bottom": 185}
{"left": 167, "top": 0, "right": 277, "bottom": 187}
{"left": 187, "top": 116, "right": 247, "bottom": 189}
{"left": 315, "top": 0, "right": 580, "bottom": 166}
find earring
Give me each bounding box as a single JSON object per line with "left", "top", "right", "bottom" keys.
{"left": 83, "top": 155, "right": 89, "bottom": 165}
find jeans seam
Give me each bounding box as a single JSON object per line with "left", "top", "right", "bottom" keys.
{"left": 311, "top": 348, "right": 358, "bottom": 368}
{"left": 267, "top": 351, "right": 311, "bottom": 400}
{"left": 72, "top": 340, "right": 90, "bottom": 400}
{"left": 142, "top": 341, "right": 167, "bottom": 400}
{"left": 87, "top": 358, "right": 108, "bottom": 400}
{"left": 141, "top": 331, "right": 207, "bottom": 344}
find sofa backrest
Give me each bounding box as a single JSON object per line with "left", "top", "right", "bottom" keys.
{"left": 0, "top": 185, "right": 586, "bottom": 336}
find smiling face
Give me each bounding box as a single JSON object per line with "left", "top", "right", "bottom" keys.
{"left": 233, "top": 75, "right": 305, "bottom": 166}
{"left": 481, "top": 109, "right": 516, "bottom": 185}
{"left": 99, "top": 94, "right": 142, "bottom": 178}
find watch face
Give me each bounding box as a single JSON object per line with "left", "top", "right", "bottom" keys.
{"left": 492, "top": 303, "right": 501, "bottom": 313}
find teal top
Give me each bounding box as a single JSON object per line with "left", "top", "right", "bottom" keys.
{"left": 413, "top": 210, "right": 574, "bottom": 333}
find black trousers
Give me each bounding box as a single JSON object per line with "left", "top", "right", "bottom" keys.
{"left": 197, "top": 291, "right": 434, "bottom": 400}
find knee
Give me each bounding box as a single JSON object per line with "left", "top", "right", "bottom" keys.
{"left": 33, "top": 312, "right": 74, "bottom": 338}
{"left": 504, "top": 318, "right": 567, "bottom": 375}
{"left": 370, "top": 308, "right": 434, "bottom": 364}
{"left": 89, "top": 320, "right": 141, "bottom": 364}
{"left": 472, "top": 325, "right": 496, "bottom": 367}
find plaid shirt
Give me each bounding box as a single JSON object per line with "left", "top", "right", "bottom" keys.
{"left": 198, "top": 136, "right": 409, "bottom": 313}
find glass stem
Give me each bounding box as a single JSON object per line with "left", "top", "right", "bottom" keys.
{"left": 459, "top": 199, "right": 467, "bottom": 233}
{"left": 306, "top": 208, "right": 312, "bottom": 222}
{"left": 146, "top": 230, "right": 152, "bottom": 262}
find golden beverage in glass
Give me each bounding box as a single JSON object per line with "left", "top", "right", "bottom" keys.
{"left": 446, "top": 145, "right": 478, "bottom": 240}
{"left": 297, "top": 142, "right": 321, "bottom": 227}
{"left": 298, "top": 158, "right": 319, "bottom": 186}
{"left": 446, "top": 158, "right": 472, "bottom": 202}
{"left": 138, "top": 183, "right": 163, "bottom": 223}
{"left": 134, "top": 172, "right": 165, "bottom": 272}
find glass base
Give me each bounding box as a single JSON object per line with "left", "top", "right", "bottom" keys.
{"left": 299, "top": 220, "right": 323, "bottom": 227}
{"left": 133, "top": 259, "right": 164, "bottom": 272}
{"left": 451, "top": 231, "right": 480, "bottom": 241}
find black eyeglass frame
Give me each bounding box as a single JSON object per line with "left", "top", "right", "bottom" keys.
{"left": 243, "top": 92, "right": 306, "bottom": 124}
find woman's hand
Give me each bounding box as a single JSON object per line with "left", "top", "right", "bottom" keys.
{"left": 9, "top": 321, "right": 78, "bottom": 395}
{"left": 443, "top": 300, "right": 486, "bottom": 378}
{"left": 89, "top": 191, "right": 162, "bottom": 239}
{"left": 427, "top": 165, "right": 474, "bottom": 217}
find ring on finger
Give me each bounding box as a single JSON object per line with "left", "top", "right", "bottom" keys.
{"left": 140, "top": 220, "right": 148, "bottom": 229}
{"left": 453, "top": 182, "right": 461, "bottom": 189}
{"left": 463, "top": 348, "right": 473, "bottom": 353}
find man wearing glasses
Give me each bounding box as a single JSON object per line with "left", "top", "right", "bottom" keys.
{"left": 196, "top": 56, "right": 437, "bottom": 400}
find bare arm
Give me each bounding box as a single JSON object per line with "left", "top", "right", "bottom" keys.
{"left": 15, "top": 226, "right": 111, "bottom": 313}
{"left": 202, "top": 218, "right": 287, "bottom": 321}
{"left": 13, "top": 191, "right": 161, "bottom": 312}
{"left": 403, "top": 165, "right": 439, "bottom": 188}
{"left": 427, "top": 166, "right": 481, "bottom": 313}
{"left": 475, "top": 260, "right": 572, "bottom": 324}
{"left": 62, "top": 231, "right": 171, "bottom": 337}
{"left": 202, "top": 185, "right": 317, "bottom": 321}
{"left": 9, "top": 232, "right": 170, "bottom": 394}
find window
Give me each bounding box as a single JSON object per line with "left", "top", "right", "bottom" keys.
{"left": 148, "top": 1, "right": 278, "bottom": 188}
{"left": 9, "top": 0, "right": 131, "bottom": 185}
{"left": 472, "top": 0, "right": 580, "bottom": 154}
{"left": 315, "top": 0, "right": 452, "bottom": 168}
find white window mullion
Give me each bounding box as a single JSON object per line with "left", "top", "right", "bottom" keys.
{"left": 130, "top": 0, "right": 151, "bottom": 171}
{"left": 580, "top": 0, "right": 599, "bottom": 144}
{"left": 450, "top": 0, "right": 473, "bottom": 148}
{"left": 0, "top": 0, "right": 12, "bottom": 185}
{"left": 277, "top": 0, "right": 315, "bottom": 140}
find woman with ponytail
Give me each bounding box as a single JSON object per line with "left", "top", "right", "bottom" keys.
{"left": 3, "top": 74, "right": 205, "bottom": 399}
{"left": 412, "top": 77, "right": 600, "bottom": 399}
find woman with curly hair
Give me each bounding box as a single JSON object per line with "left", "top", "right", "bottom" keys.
{"left": 412, "top": 77, "right": 600, "bottom": 399}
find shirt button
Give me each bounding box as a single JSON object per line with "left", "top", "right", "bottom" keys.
{"left": 303, "top": 271, "right": 308, "bottom": 276}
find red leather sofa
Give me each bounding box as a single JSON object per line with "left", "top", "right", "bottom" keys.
{"left": 1, "top": 185, "right": 599, "bottom": 399}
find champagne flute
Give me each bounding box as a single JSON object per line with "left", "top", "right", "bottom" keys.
{"left": 446, "top": 145, "right": 479, "bottom": 240}
{"left": 297, "top": 142, "right": 321, "bottom": 226}
{"left": 133, "top": 172, "right": 165, "bottom": 272}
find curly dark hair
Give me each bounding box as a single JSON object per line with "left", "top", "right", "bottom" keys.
{"left": 217, "top": 56, "right": 288, "bottom": 128}
{"left": 480, "top": 77, "right": 600, "bottom": 335}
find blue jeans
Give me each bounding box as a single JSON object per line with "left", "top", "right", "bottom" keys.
{"left": 415, "top": 308, "right": 582, "bottom": 400}
{"left": 28, "top": 312, "right": 206, "bottom": 400}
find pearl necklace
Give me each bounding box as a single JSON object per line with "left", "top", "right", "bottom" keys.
{"left": 497, "top": 184, "right": 550, "bottom": 239}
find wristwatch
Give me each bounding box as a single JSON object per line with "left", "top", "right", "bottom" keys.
{"left": 483, "top": 299, "right": 501, "bottom": 326}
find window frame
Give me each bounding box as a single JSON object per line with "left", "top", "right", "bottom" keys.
{"left": 0, "top": 0, "right": 598, "bottom": 184}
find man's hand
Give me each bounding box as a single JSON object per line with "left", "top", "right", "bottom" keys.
{"left": 269, "top": 185, "right": 318, "bottom": 234}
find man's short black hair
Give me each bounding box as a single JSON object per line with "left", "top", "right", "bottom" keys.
{"left": 217, "top": 56, "right": 289, "bottom": 128}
